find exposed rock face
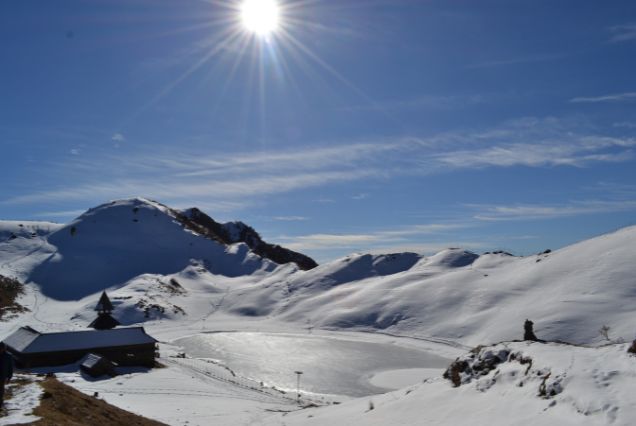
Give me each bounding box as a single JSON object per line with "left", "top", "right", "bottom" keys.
{"left": 179, "top": 207, "right": 318, "bottom": 271}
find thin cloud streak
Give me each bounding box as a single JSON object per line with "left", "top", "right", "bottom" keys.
{"left": 2, "top": 170, "right": 377, "bottom": 206}
{"left": 471, "top": 200, "right": 636, "bottom": 221}
{"left": 278, "top": 223, "right": 469, "bottom": 250}
{"left": 340, "top": 94, "right": 488, "bottom": 113}
{"left": 32, "top": 209, "right": 86, "bottom": 219}
{"left": 272, "top": 216, "right": 309, "bottom": 221}
{"left": 609, "top": 23, "right": 636, "bottom": 43}
{"left": 4, "top": 117, "right": 635, "bottom": 208}
{"left": 570, "top": 92, "right": 636, "bottom": 103}
{"left": 468, "top": 53, "right": 565, "bottom": 69}
{"left": 436, "top": 141, "right": 635, "bottom": 169}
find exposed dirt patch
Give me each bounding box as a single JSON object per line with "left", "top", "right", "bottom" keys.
{"left": 0, "top": 275, "right": 29, "bottom": 320}
{"left": 31, "top": 376, "right": 167, "bottom": 426}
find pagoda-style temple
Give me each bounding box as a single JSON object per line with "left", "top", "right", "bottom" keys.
{"left": 89, "top": 291, "right": 121, "bottom": 330}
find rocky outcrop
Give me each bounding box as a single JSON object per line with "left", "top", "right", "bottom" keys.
{"left": 179, "top": 208, "right": 318, "bottom": 271}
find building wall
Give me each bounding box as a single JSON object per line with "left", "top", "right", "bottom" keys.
{"left": 10, "top": 343, "right": 156, "bottom": 368}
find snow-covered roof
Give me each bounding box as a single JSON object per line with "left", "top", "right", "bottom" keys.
{"left": 4, "top": 327, "right": 156, "bottom": 354}
{"left": 3, "top": 327, "right": 40, "bottom": 353}
{"left": 80, "top": 353, "right": 111, "bottom": 369}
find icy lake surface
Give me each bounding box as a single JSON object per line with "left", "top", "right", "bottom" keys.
{"left": 175, "top": 332, "right": 450, "bottom": 397}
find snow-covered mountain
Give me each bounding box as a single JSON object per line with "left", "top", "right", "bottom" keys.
{"left": 1, "top": 198, "right": 635, "bottom": 346}
{"left": 2, "top": 198, "right": 636, "bottom": 425}
{"left": 0, "top": 198, "right": 314, "bottom": 300}
{"left": 255, "top": 226, "right": 636, "bottom": 345}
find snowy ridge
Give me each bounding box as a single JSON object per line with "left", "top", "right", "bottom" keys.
{"left": 25, "top": 198, "right": 277, "bottom": 301}
{"left": 1, "top": 199, "right": 636, "bottom": 425}
{"left": 0, "top": 221, "right": 61, "bottom": 242}
{"left": 2, "top": 199, "right": 636, "bottom": 346}
{"left": 243, "top": 225, "right": 636, "bottom": 345}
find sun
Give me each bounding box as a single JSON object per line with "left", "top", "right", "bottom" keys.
{"left": 241, "top": 0, "right": 280, "bottom": 36}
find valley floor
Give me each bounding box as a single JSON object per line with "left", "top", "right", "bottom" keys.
{"left": 1, "top": 208, "right": 635, "bottom": 425}
{"left": 58, "top": 324, "right": 460, "bottom": 426}
{"left": 0, "top": 318, "right": 463, "bottom": 426}
{"left": 3, "top": 320, "right": 635, "bottom": 426}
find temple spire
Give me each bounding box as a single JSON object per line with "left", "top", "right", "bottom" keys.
{"left": 95, "top": 291, "right": 114, "bottom": 314}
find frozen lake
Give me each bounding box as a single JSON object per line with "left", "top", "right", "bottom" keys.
{"left": 174, "top": 332, "right": 450, "bottom": 397}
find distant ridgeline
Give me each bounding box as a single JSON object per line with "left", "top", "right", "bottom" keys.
{"left": 177, "top": 206, "right": 318, "bottom": 270}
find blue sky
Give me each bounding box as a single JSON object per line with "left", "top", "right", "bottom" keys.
{"left": 1, "top": 0, "right": 636, "bottom": 262}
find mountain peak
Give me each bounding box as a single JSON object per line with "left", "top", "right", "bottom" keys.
{"left": 67, "top": 199, "right": 317, "bottom": 271}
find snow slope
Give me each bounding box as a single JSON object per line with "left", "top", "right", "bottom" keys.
{"left": 11, "top": 199, "right": 278, "bottom": 300}
{"left": 221, "top": 228, "right": 636, "bottom": 345}
{"left": 2, "top": 199, "right": 635, "bottom": 346}
{"left": 261, "top": 341, "right": 636, "bottom": 426}
{"left": 0, "top": 220, "right": 62, "bottom": 282}
{"left": 1, "top": 199, "right": 636, "bottom": 425}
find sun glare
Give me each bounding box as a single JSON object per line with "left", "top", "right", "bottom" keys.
{"left": 241, "top": 0, "right": 280, "bottom": 36}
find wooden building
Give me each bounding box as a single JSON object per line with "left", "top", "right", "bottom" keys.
{"left": 80, "top": 353, "right": 116, "bottom": 377}
{"left": 4, "top": 326, "right": 157, "bottom": 368}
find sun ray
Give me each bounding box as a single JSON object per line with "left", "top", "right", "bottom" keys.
{"left": 127, "top": 28, "right": 245, "bottom": 124}
{"left": 208, "top": 34, "right": 255, "bottom": 115}
{"left": 117, "top": 0, "right": 406, "bottom": 139}
{"left": 279, "top": 30, "right": 372, "bottom": 102}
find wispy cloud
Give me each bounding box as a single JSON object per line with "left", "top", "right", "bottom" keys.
{"left": 3, "top": 169, "right": 376, "bottom": 206}
{"left": 435, "top": 137, "right": 635, "bottom": 169}
{"left": 278, "top": 223, "right": 468, "bottom": 251}
{"left": 32, "top": 209, "right": 86, "bottom": 219}
{"left": 313, "top": 197, "right": 335, "bottom": 204}
{"left": 111, "top": 133, "right": 126, "bottom": 142}
{"left": 471, "top": 200, "right": 636, "bottom": 221}
{"left": 468, "top": 53, "right": 565, "bottom": 69}
{"left": 4, "top": 117, "right": 635, "bottom": 209}
{"left": 341, "top": 94, "right": 488, "bottom": 112}
{"left": 570, "top": 92, "right": 636, "bottom": 103}
{"left": 613, "top": 122, "right": 636, "bottom": 129}
{"left": 272, "top": 216, "right": 309, "bottom": 222}
{"left": 609, "top": 23, "right": 636, "bottom": 43}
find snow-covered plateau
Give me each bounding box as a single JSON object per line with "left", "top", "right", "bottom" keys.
{"left": 1, "top": 198, "right": 635, "bottom": 425}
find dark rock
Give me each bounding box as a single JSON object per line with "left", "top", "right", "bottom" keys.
{"left": 178, "top": 207, "right": 318, "bottom": 270}
{"left": 524, "top": 319, "right": 538, "bottom": 341}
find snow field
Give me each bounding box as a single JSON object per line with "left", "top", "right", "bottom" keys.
{"left": 1, "top": 198, "right": 636, "bottom": 425}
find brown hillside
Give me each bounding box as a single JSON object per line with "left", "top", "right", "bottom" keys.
{"left": 31, "top": 377, "right": 167, "bottom": 426}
